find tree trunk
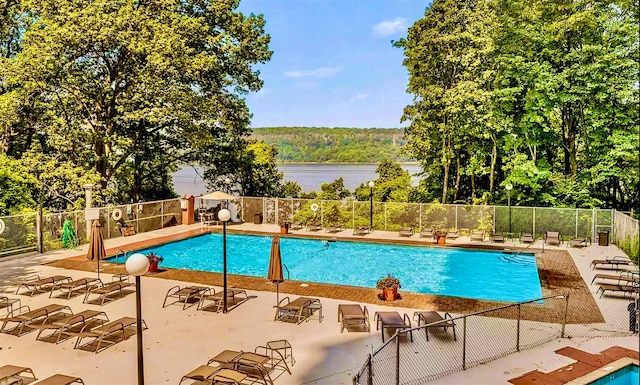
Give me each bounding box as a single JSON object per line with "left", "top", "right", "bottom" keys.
{"left": 454, "top": 152, "right": 461, "bottom": 201}
{"left": 489, "top": 136, "right": 497, "bottom": 195}
{"left": 441, "top": 136, "right": 450, "bottom": 204}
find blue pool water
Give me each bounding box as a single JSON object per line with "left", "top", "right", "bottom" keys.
{"left": 587, "top": 365, "right": 639, "bottom": 385}
{"left": 126, "top": 234, "right": 543, "bottom": 302}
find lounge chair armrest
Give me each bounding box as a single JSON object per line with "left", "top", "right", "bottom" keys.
{"left": 403, "top": 313, "right": 411, "bottom": 327}
{"left": 275, "top": 296, "right": 291, "bottom": 307}
{"left": 8, "top": 305, "right": 30, "bottom": 317}
{"left": 165, "top": 285, "right": 181, "bottom": 297}
{"left": 363, "top": 305, "right": 369, "bottom": 321}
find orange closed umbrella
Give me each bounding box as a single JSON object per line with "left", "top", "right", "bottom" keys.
{"left": 267, "top": 235, "right": 285, "bottom": 305}
{"left": 87, "top": 220, "right": 106, "bottom": 280}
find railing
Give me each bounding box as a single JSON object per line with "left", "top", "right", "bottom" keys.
{"left": 0, "top": 198, "right": 182, "bottom": 257}
{"left": 353, "top": 294, "right": 569, "bottom": 385}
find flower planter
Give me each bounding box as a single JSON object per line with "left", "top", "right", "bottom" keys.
{"left": 280, "top": 226, "right": 288, "bottom": 234}
{"left": 148, "top": 261, "right": 159, "bottom": 274}
{"left": 437, "top": 236, "right": 446, "bottom": 245}
{"left": 382, "top": 287, "right": 397, "bottom": 301}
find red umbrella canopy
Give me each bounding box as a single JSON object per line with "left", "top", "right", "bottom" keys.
{"left": 87, "top": 220, "right": 106, "bottom": 261}
{"left": 267, "top": 235, "right": 284, "bottom": 283}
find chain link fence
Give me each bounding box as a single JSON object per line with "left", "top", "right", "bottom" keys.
{"left": 0, "top": 198, "right": 182, "bottom": 257}
{"left": 237, "top": 197, "right": 626, "bottom": 245}
{"left": 354, "top": 295, "right": 571, "bottom": 385}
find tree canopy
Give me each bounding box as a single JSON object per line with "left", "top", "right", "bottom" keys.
{"left": 0, "top": 0, "right": 271, "bottom": 211}
{"left": 396, "top": 0, "right": 639, "bottom": 210}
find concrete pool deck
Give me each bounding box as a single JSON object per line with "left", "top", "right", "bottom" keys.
{"left": 1, "top": 223, "right": 638, "bottom": 384}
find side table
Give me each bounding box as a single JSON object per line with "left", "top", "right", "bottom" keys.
{"left": 266, "top": 339, "right": 295, "bottom": 366}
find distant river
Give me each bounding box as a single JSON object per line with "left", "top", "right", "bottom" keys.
{"left": 172, "top": 163, "right": 423, "bottom": 196}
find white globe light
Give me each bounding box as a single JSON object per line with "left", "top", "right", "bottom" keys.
{"left": 224, "top": 178, "right": 231, "bottom": 185}
{"left": 218, "top": 208, "right": 231, "bottom": 222}
{"left": 126, "top": 253, "right": 150, "bottom": 276}
{"left": 368, "top": 181, "right": 375, "bottom": 188}
{"left": 505, "top": 183, "right": 513, "bottom": 191}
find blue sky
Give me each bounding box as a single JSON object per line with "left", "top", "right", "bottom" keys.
{"left": 237, "top": 0, "right": 430, "bottom": 128}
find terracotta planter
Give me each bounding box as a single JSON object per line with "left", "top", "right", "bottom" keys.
{"left": 437, "top": 236, "right": 446, "bottom": 245}
{"left": 382, "top": 287, "right": 397, "bottom": 301}
{"left": 280, "top": 226, "right": 288, "bottom": 234}
{"left": 148, "top": 261, "right": 159, "bottom": 274}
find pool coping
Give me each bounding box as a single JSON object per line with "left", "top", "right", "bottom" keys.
{"left": 47, "top": 225, "right": 605, "bottom": 324}
{"left": 565, "top": 357, "right": 639, "bottom": 385}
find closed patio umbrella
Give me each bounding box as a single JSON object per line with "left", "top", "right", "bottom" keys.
{"left": 87, "top": 220, "right": 106, "bottom": 280}
{"left": 267, "top": 235, "right": 285, "bottom": 305}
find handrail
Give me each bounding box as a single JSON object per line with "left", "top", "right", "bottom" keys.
{"left": 114, "top": 249, "right": 129, "bottom": 265}
{"left": 510, "top": 238, "right": 540, "bottom": 259}
{"left": 283, "top": 263, "right": 290, "bottom": 280}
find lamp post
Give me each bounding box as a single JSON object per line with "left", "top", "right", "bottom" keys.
{"left": 218, "top": 208, "right": 231, "bottom": 313}
{"left": 368, "top": 181, "right": 374, "bottom": 229}
{"left": 505, "top": 183, "right": 513, "bottom": 234}
{"left": 125, "top": 253, "right": 150, "bottom": 385}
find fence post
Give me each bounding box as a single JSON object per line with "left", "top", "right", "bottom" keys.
{"left": 455, "top": 205, "right": 458, "bottom": 229}
{"left": 395, "top": 333, "right": 400, "bottom": 385}
{"left": 561, "top": 293, "right": 570, "bottom": 337}
{"left": 161, "top": 201, "right": 165, "bottom": 229}
{"left": 532, "top": 207, "right": 536, "bottom": 236}
{"left": 419, "top": 204, "right": 422, "bottom": 231}
{"left": 384, "top": 203, "right": 387, "bottom": 231}
{"left": 462, "top": 316, "right": 467, "bottom": 370}
{"left": 352, "top": 201, "right": 355, "bottom": 229}
{"left": 516, "top": 304, "right": 521, "bottom": 352}
{"left": 367, "top": 353, "right": 373, "bottom": 385}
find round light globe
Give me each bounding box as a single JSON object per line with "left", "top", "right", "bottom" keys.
{"left": 126, "top": 253, "right": 150, "bottom": 276}
{"left": 218, "top": 208, "right": 231, "bottom": 222}
{"left": 224, "top": 178, "right": 231, "bottom": 185}
{"left": 368, "top": 181, "right": 374, "bottom": 188}
{"left": 505, "top": 183, "right": 513, "bottom": 191}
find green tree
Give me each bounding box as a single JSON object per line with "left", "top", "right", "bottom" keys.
{"left": 0, "top": 0, "right": 271, "bottom": 203}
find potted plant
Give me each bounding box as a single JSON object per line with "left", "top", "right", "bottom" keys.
{"left": 146, "top": 252, "right": 163, "bottom": 274}
{"left": 376, "top": 274, "right": 401, "bottom": 301}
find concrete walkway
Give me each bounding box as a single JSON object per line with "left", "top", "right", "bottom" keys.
{"left": 0, "top": 223, "right": 637, "bottom": 384}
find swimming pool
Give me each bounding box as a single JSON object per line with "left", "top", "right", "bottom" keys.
{"left": 126, "top": 233, "right": 543, "bottom": 302}
{"left": 587, "top": 364, "right": 639, "bottom": 385}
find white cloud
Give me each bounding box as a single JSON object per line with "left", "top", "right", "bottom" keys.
{"left": 349, "top": 93, "right": 370, "bottom": 103}
{"left": 372, "top": 17, "right": 408, "bottom": 37}
{"left": 285, "top": 66, "right": 341, "bottom": 79}
{"left": 293, "top": 81, "right": 318, "bottom": 89}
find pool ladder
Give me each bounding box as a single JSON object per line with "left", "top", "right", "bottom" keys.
{"left": 283, "top": 263, "right": 290, "bottom": 280}
{"left": 114, "top": 249, "right": 130, "bottom": 266}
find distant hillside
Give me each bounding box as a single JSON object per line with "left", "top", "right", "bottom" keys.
{"left": 251, "top": 127, "right": 411, "bottom": 163}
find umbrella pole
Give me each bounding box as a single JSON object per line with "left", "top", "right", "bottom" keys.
{"left": 276, "top": 282, "right": 280, "bottom": 305}
{"left": 97, "top": 257, "right": 100, "bottom": 280}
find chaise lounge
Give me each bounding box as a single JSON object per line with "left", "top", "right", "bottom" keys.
{"left": 413, "top": 311, "right": 457, "bottom": 341}
{"left": 419, "top": 229, "right": 434, "bottom": 239}
{"left": 520, "top": 232, "right": 535, "bottom": 243}
{"left": 0, "top": 304, "right": 72, "bottom": 337}
{"left": 470, "top": 231, "right": 485, "bottom": 242}
{"left": 591, "top": 271, "right": 639, "bottom": 285}
{"left": 337, "top": 304, "right": 370, "bottom": 333}
{"left": 399, "top": 227, "right": 415, "bottom": 237}
{"left": 353, "top": 226, "right": 370, "bottom": 236}
{"left": 162, "top": 285, "right": 211, "bottom": 310}
{"left": 490, "top": 232, "right": 505, "bottom": 242}
{"left": 445, "top": 229, "right": 459, "bottom": 239}
{"left": 197, "top": 288, "right": 249, "bottom": 313}
{"left": 32, "top": 309, "right": 109, "bottom": 344}
{"left": 374, "top": 311, "right": 413, "bottom": 343}
{"left": 14, "top": 275, "right": 72, "bottom": 297}
{"left": 72, "top": 316, "right": 147, "bottom": 353}
{"left": 326, "top": 223, "right": 343, "bottom": 233}
{"left": 568, "top": 236, "right": 589, "bottom": 248}
{"left": 595, "top": 282, "right": 639, "bottom": 298}
{"left": 274, "top": 296, "right": 322, "bottom": 324}
{"left": 306, "top": 222, "right": 322, "bottom": 231}
{"left": 0, "top": 365, "right": 37, "bottom": 385}
{"left": 33, "top": 374, "right": 85, "bottom": 385}
{"left": 49, "top": 277, "right": 103, "bottom": 300}
{"left": 83, "top": 281, "right": 135, "bottom": 305}
{"left": 545, "top": 231, "right": 561, "bottom": 246}
{"left": 590, "top": 256, "right": 635, "bottom": 270}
